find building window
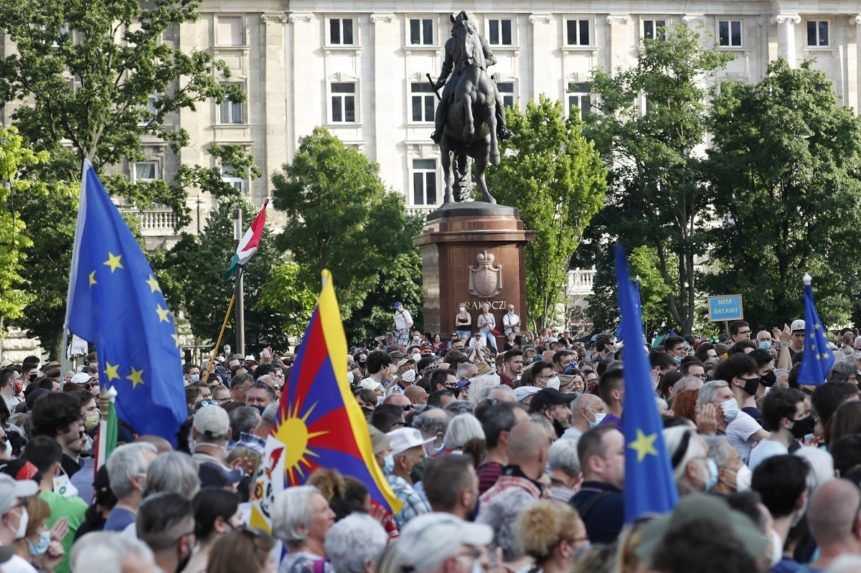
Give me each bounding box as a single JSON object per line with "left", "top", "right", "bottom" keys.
{"left": 215, "top": 16, "right": 244, "bottom": 47}
{"left": 643, "top": 19, "right": 666, "bottom": 40}
{"left": 412, "top": 159, "right": 437, "bottom": 206}
{"left": 329, "top": 18, "right": 355, "bottom": 46}
{"left": 219, "top": 84, "right": 245, "bottom": 124}
{"left": 718, "top": 20, "right": 742, "bottom": 47}
{"left": 496, "top": 81, "right": 515, "bottom": 108}
{"left": 806, "top": 20, "right": 829, "bottom": 47}
{"left": 330, "top": 82, "right": 356, "bottom": 123}
{"left": 566, "top": 19, "right": 591, "bottom": 46}
{"left": 221, "top": 165, "right": 247, "bottom": 194}
{"left": 567, "top": 82, "right": 592, "bottom": 119}
{"left": 133, "top": 161, "right": 159, "bottom": 182}
{"left": 488, "top": 18, "right": 513, "bottom": 46}
{"left": 411, "top": 82, "right": 435, "bottom": 123}
{"left": 139, "top": 95, "right": 159, "bottom": 126}
{"left": 409, "top": 18, "right": 434, "bottom": 46}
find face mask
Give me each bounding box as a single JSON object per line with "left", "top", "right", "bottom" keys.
{"left": 2, "top": 439, "right": 11, "bottom": 458}
{"left": 769, "top": 528, "right": 783, "bottom": 566}
{"left": 15, "top": 507, "right": 28, "bottom": 540}
{"left": 84, "top": 411, "right": 100, "bottom": 431}
{"left": 189, "top": 374, "right": 200, "bottom": 384}
{"left": 346, "top": 371, "right": 354, "bottom": 385}
{"left": 384, "top": 455, "right": 394, "bottom": 473}
{"left": 758, "top": 340, "right": 772, "bottom": 351}
{"left": 402, "top": 369, "right": 416, "bottom": 384}
{"left": 546, "top": 376, "right": 560, "bottom": 390}
{"left": 735, "top": 464, "right": 752, "bottom": 491}
{"left": 470, "top": 559, "right": 483, "bottom": 573}
{"left": 721, "top": 399, "right": 740, "bottom": 423}
{"left": 673, "top": 355, "right": 682, "bottom": 365}
{"left": 704, "top": 458, "right": 718, "bottom": 491}
{"left": 760, "top": 370, "right": 777, "bottom": 387}
{"left": 590, "top": 412, "right": 606, "bottom": 428}
{"left": 741, "top": 377, "right": 760, "bottom": 396}
{"left": 791, "top": 416, "right": 815, "bottom": 440}
{"left": 27, "top": 529, "right": 50, "bottom": 556}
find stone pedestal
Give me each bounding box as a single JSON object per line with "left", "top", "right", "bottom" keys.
{"left": 416, "top": 202, "right": 533, "bottom": 339}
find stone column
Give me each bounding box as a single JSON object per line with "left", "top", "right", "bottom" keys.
{"left": 260, "top": 14, "right": 287, "bottom": 199}
{"left": 605, "top": 14, "right": 629, "bottom": 75}
{"left": 848, "top": 15, "right": 861, "bottom": 114}
{"left": 528, "top": 13, "right": 552, "bottom": 101}
{"left": 286, "top": 12, "right": 313, "bottom": 159}
{"left": 774, "top": 13, "right": 801, "bottom": 67}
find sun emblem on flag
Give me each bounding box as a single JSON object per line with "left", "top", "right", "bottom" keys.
{"left": 274, "top": 400, "right": 329, "bottom": 484}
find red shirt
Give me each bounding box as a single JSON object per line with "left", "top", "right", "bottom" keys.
{"left": 477, "top": 461, "right": 503, "bottom": 494}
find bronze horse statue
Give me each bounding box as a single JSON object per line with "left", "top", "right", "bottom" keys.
{"left": 438, "top": 15, "right": 499, "bottom": 204}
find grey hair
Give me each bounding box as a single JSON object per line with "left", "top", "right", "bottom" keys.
{"left": 143, "top": 451, "right": 200, "bottom": 499}
{"left": 261, "top": 402, "right": 279, "bottom": 426}
{"left": 444, "top": 400, "right": 474, "bottom": 416}
{"left": 548, "top": 438, "right": 580, "bottom": 476}
{"left": 106, "top": 443, "right": 157, "bottom": 500}
{"left": 487, "top": 385, "right": 515, "bottom": 402}
{"left": 664, "top": 427, "right": 707, "bottom": 481}
{"left": 697, "top": 380, "right": 730, "bottom": 409}
{"left": 325, "top": 513, "right": 388, "bottom": 573}
{"left": 443, "top": 413, "right": 485, "bottom": 450}
{"left": 476, "top": 488, "right": 536, "bottom": 561}
{"left": 71, "top": 531, "right": 155, "bottom": 573}
{"left": 413, "top": 408, "right": 450, "bottom": 439}
{"left": 229, "top": 406, "right": 262, "bottom": 438}
{"left": 705, "top": 435, "right": 737, "bottom": 467}
{"left": 271, "top": 485, "right": 320, "bottom": 546}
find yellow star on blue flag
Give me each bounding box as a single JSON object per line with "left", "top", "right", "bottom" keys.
{"left": 63, "top": 160, "right": 187, "bottom": 444}
{"left": 614, "top": 244, "right": 677, "bottom": 523}
{"left": 798, "top": 274, "right": 835, "bottom": 385}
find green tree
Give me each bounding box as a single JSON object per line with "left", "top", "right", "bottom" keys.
{"left": 257, "top": 261, "right": 317, "bottom": 339}
{"left": 629, "top": 245, "right": 676, "bottom": 334}
{"left": 272, "top": 128, "right": 416, "bottom": 320}
{"left": 585, "top": 25, "right": 730, "bottom": 335}
{"left": 704, "top": 59, "right": 861, "bottom": 326}
{"left": 488, "top": 97, "right": 607, "bottom": 330}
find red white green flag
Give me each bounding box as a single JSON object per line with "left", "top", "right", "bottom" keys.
{"left": 227, "top": 199, "right": 268, "bottom": 276}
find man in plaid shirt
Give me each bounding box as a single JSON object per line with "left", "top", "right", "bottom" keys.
{"left": 385, "top": 427, "right": 433, "bottom": 529}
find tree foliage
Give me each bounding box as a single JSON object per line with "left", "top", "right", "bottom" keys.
{"left": 272, "top": 128, "right": 417, "bottom": 321}
{"left": 704, "top": 59, "right": 861, "bottom": 326}
{"left": 584, "top": 25, "right": 730, "bottom": 334}
{"left": 488, "top": 96, "right": 607, "bottom": 330}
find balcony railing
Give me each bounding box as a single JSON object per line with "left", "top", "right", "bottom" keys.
{"left": 406, "top": 205, "right": 439, "bottom": 218}
{"left": 120, "top": 208, "right": 178, "bottom": 237}
{"left": 567, "top": 268, "right": 596, "bottom": 296}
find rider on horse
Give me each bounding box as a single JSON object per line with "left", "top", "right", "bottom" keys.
{"left": 430, "top": 11, "right": 511, "bottom": 145}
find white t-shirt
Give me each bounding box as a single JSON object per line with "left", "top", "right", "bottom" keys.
{"left": 726, "top": 411, "right": 764, "bottom": 464}
{"left": 748, "top": 439, "right": 788, "bottom": 471}
{"left": 2, "top": 555, "right": 38, "bottom": 573}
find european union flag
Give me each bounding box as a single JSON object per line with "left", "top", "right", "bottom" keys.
{"left": 65, "top": 161, "right": 187, "bottom": 444}
{"left": 614, "top": 244, "right": 677, "bottom": 523}
{"left": 797, "top": 274, "right": 835, "bottom": 386}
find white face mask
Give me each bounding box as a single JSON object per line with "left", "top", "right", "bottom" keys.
{"left": 590, "top": 412, "right": 607, "bottom": 428}
{"left": 721, "top": 399, "right": 740, "bottom": 423}
{"left": 735, "top": 464, "right": 752, "bottom": 491}
{"left": 346, "top": 371, "right": 354, "bottom": 384}
{"left": 411, "top": 353, "right": 422, "bottom": 363}
{"left": 546, "top": 376, "right": 560, "bottom": 390}
{"left": 2, "top": 439, "right": 11, "bottom": 459}
{"left": 401, "top": 369, "right": 416, "bottom": 383}
{"left": 14, "top": 507, "right": 28, "bottom": 540}
{"left": 769, "top": 528, "right": 783, "bottom": 566}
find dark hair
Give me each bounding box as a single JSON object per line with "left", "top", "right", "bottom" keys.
{"left": 695, "top": 343, "right": 716, "bottom": 363}
{"left": 529, "top": 361, "right": 553, "bottom": 379}
{"left": 752, "top": 455, "right": 809, "bottom": 519}
{"left": 552, "top": 350, "right": 574, "bottom": 366}
{"left": 503, "top": 349, "right": 523, "bottom": 364}
{"left": 422, "top": 454, "right": 474, "bottom": 512}
{"left": 663, "top": 336, "right": 685, "bottom": 352}
{"left": 0, "top": 368, "right": 16, "bottom": 390}
{"left": 137, "top": 492, "right": 194, "bottom": 550}
{"left": 230, "top": 372, "right": 254, "bottom": 389}
{"left": 443, "top": 350, "right": 469, "bottom": 369}
{"left": 330, "top": 477, "right": 370, "bottom": 521}
{"left": 366, "top": 351, "right": 391, "bottom": 375}
{"left": 207, "top": 528, "right": 275, "bottom": 573}
{"left": 253, "top": 364, "right": 273, "bottom": 379}
{"left": 728, "top": 340, "right": 757, "bottom": 355}
{"left": 729, "top": 321, "right": 750, "bottom": 336}
{"left": 429, "top": 368, "right": 452, "bottom": 391}
{"left": 31, "top": 392, "right": 82, "bottom": 438}
{"left": 679, "top": 358, "right": 705, "bottom": 376}
{"left": 370, "top": 404, "right": 404, "bottom": 433}
{"left": 229, "top": 406, "right": 261, "bottom": 441}
{"left": 598, "top": 368, "right": 624, "bottom": 406}
{"left": 811, "top": 382, "right": 859, "bottom": 440}
{"left": 193, "top": 488, "right": 239, "bottom": 541}
{"left": 427, "top": 389, "right": 454, "bottom": 408}
{"left": 725, "top": 490, "right": 766, "bottom": 531}
{"left": 652, "top": 517, "right": 759, "bottom": 573}
{"left": 650, "top": 351, "right": 676, "bottom": 370}
{"left": 760, "top": 387, "right": 805, "bottom": 432}
{"left": 712, "top": 354, "right": 758, "bottom": 385}
{"left": 23, "top": 436, "right": 63, "bottom": 474}
{"left": 829, "top": 401, "right": 861, "bottom": 447}
{"left": 577, "top": 426, "right": 617, "bottom": 471}
{"left": 477, "top": 402, "right": 517, "bottom": 449}
{"left": 749, "top": 349, "right": 773, "bottom": 368}
{"left": 831, "top": 434, "right": 861, "bottom": 477}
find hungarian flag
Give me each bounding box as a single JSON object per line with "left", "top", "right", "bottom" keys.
{"left": 95, "top": 389, "right": 119, "bottom": 472}
{"left": 227, "top": 199, "right": 268, "bottom": 276}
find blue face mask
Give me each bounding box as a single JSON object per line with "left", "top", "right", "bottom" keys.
{"left": 704, "top": 459, "right": 719, "bottom": 491}
{"left": 28, "top": 530, "right": 50, "bottom": 556}
{"left": 758, "top": 340, "right": 772, "bottom": 350}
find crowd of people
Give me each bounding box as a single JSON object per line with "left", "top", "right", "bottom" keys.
{"left": 1, "top": 318, "right": 861, "bottom": 573}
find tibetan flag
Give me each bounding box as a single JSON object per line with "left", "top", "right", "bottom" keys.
{"left": 614, "top": 244, "right": 677, "bottom": 523}
{"left": 227, "top": 199, "right": 268, "bottom": 276}
{"left": 797, "top": 274, "right": 835, "bottom": 386}
{"left": 65, "top": 160, "right": 187, "bottom": 444}
{"left": 247, "top": 435, "right": 286, "bottom": 533}
{"left": 271, "top": 270, "right": 402, "bottom": 513}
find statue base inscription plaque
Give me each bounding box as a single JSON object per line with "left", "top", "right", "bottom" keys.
{"left": 416, "top": 201, "right": 534, "bottom": 339}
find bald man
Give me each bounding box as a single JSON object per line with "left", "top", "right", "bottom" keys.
{"left": 479, "top": 421, "right": 550, "bottom": 505}
{"left": 404, "top": 385, "right": 428, "bottom": 407}
{"left": 807, "top": 479, "right": 861, "bottom": 571}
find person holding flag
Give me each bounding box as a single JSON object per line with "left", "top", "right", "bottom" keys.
{"left": 797, "top": 273, "right": 835, "bottom": 386}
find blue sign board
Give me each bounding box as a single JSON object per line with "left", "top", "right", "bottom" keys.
{"left": 708, "top": 295, "right": 744, "bottom": 322}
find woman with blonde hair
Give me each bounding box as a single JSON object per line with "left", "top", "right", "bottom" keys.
{"left": 517, "top": 501, "right": 589, "bottom": 573}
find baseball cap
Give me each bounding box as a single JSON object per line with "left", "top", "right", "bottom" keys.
{"left": 71, "top": 372, "right": 91, "bottom": 385}
{"left": 0, "top": 473, "right": 38, "bottom": 514}
{"left": 791, "top": 319, "right": 806, "bottom": 333}
{"left": 198, "top": 462, "right": 243, "bottom": 489}
{"left": 529, "top": 388, "right": 578, "bottom": 410}
{"left": 193, "top": 405, "right": 231, "bottom": 440}
{"left": 395, "top": 513, "right": 493, "bottom": 573}
{"left": 386, "top": 428, "right": 434, "bottom": 457}
{"left": 514, "top": 386, "right": 540, "bottom": 403}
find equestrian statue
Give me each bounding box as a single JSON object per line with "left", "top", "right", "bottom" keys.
{"left": 429, "top": 11, "right": 511, "bottom": 204}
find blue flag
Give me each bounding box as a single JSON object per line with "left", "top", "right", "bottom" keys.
{"left": 797, "top": 274, "right": 835, "bottom": 386}
{"left": 65, "top": 161, "right": 187, "bottom": 444}
{"left": 614, "top": 244, "right": 677, "bottom": 523}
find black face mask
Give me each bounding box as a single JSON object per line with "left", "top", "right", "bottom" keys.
{"left": 760, "top": 370, "right": 777, "bottom": 387}
{"left": 741, "top": 376, "right": 760, "bottom": 396}
{"left": 791, "top": 416, "right": 816, "bottom": 440}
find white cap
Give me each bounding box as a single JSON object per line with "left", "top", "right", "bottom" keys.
{"left": 395, "top": 513, "right": 493, "bottom": 573}
{"left": 193, "top": 405, "right": 231, "bottom": 440}
{"left": 0, "top": 474, "right": 38, "bottom": 514}
{"left": 514, "top": 386, "right": 540, "bottom": 403}
{"left": 386, "top": 427, "right": 434, "bottom": 457}
{"left": 359, "top": 378, "right": 383, "bottom": 392}
{"left": 71, "top": 372, "right": 91, "bottom": 385}
{"left": 791, "top": 319, "right": 806, "bottom": 333}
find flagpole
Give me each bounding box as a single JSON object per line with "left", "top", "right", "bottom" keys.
{"left": 202, "top": 292, "right": 237, "bottom": 383}
{"left": 234, "top": 207, "right": 246, "bottom": 357}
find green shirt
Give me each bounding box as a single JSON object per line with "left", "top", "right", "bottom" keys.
{"left": 39, "top": 490, "right": 87, "bottom": 573}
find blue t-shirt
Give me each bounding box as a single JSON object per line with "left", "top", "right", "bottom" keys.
{"left": 103, "top": 506, "right": 136, "bottom": 532}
